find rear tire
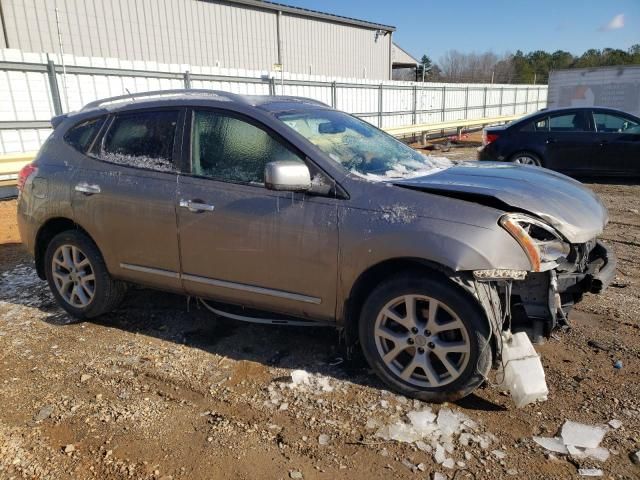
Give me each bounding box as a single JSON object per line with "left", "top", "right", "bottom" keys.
{"left": 510, "top": 151, "right": 543, "bottom": 167}
{"left": 44, "top": 231, "right": 126, "bottom": 319}
{"left": 358, "top": 273, "right": 492, "bottom": 402}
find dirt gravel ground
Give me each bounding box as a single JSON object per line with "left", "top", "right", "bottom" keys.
{"left": 1, "top": 163, "right": 639, "bottom": 479}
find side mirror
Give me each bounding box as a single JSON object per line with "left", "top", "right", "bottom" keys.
{"left": 265, "top": 161, "right": 311, "bottom": 192}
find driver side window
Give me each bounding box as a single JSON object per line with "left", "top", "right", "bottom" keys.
{"left": 593, "top": 112, "right": 639, "bottom": 133}
{"left": 191, "top": 110, "right": 304, "bottom": 185}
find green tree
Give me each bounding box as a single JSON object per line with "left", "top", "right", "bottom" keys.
{"left": 629, "top": 44, "right": 640, "bottom": 64}
{"left": 419, "top": 54, "right": 433, "bottom": 81}
{"left": 550, "top": 50, "right": 574, "bottom": 70}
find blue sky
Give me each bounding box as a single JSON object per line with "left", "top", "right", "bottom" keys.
{"left": 282, "top": 0, "right": 640, "bottom": 62}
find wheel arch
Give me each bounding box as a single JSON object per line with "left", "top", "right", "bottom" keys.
{"left": 34, "top": 217, "right": 97, "bottom": 279}
{"left": 341, "top": 257, "right": 501, "bottom": 366}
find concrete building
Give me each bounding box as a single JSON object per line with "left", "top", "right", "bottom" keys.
{"left": 0, "top": 0, "right": 400, "bottom": 80}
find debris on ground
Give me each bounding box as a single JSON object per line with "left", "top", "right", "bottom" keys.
{"left": 607, "top": 419, "right": 622, "bottom": 429}
{"left": 534, "top": 420, "right": 612, "bottom": 463}
{"left": 578, "top": 468, "right": 604, "bottom": 477}
{"left": 498, "top": 331, "right": 548, "bottom": 408}
{"left": 375, "top": 407, "right": 495, "bottom": 468}
{"left": 33, "top": 405, "right": 53, "bottom": 423}
{"left": 561, "top": 421, "right": 607, "bottom": 449}
{"left": 289, "top": 369, "right": 334, "bottom": 392}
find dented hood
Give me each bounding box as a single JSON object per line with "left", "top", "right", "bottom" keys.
{"left": 394, "top": 162, "right": 608, "bottom": 243}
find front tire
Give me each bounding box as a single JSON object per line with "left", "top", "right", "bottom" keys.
{"left": 359, "top": 273, "right": 492, "bottom": 402}
{"left": 44, "top": 231, "right": 126, "bottom": 319}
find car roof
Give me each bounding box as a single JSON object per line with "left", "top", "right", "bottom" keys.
{"left": 85, "top": 89, "right": 329, "bottom": 114}
{"left": 55, "top": 89, "right": 332, "bottom": 127}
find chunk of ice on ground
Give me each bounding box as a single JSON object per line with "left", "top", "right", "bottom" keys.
{"left": 436, "top": 408, "right": 460, "bottom": 436}
{"left": 533, "top": 436, "right": 569, "bottom": 454}
{"left": 365, "top": 418, "right": 380, "bottom": 429}
{"left": 568, "top": 445, "right": 610, "bottom": 462}
{"left": 491, "top": 450, "right": 506, "bottom": 460}
{"left": 376, "top": 421, "right": 420, "bottom": 443}
{"left": 316, "top": 376, "right": 333, "bottom": 392}
{"left": 578, "top": 468, "right": 603, "bottom": 477}
{"left": 442, "top": 458, "right": 455, "bottom": 469}
{"left": 433, "top": 444, "right": 447, "bottom": 464}
{"left": 415, "top": 440, "right": 431, "bottom": 452}
{"left": 608, "top": 419, "right": 622, "bottom": 429}
{"left": 433, "top": 473, "right": 446, "bottom": 480}
{"left": 561, "top": 421, "right": 607, "bottom": 449}
{"left": 407, "top": 409, "right": 436, "bottom": 432}
{"left": 291, "top": 370, "right": 311, "bottom": 385}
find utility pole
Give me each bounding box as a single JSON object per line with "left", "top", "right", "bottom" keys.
{"left": 533, "top": 73, "right": 537, "bottom": 85}
{"left": 54, "top": 3, "right": 69, "bottom": 111}
{"left": 491, "top": 71, "right": 494, "bottom": 84}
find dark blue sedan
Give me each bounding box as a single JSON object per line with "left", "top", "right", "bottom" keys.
{"left": 478, "top": 107, "right": 640, "bottom": 176}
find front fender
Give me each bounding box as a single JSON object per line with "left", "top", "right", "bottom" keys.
{"left": 339, "top": 206, "right": 530, "bottom": 275}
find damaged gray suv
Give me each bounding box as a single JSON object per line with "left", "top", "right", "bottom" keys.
{"left": 17, "top": 90, "right": 616, "bottom": 402}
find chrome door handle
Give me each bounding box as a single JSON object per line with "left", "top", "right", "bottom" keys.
{"left": 179, "top": 199, "right": 215, "bottom": 212}
{"left": 74, "top": 182, "right": 101, "bottom": 195}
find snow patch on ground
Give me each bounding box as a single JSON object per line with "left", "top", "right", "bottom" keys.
{"left": 0, "top": 264, "right": 50, "bottom": 307}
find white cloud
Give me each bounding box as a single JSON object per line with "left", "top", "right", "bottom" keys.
{"left": 599, "top": 13, "right": 625, "bottom": 31}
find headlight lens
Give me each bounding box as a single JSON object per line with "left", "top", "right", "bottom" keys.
{"left": 500, "top": 213, "right": 570, "bottom": 271}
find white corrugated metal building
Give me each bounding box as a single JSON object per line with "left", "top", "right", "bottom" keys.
{"left": 0, "top": 0, "right": 400, "bottom": 80}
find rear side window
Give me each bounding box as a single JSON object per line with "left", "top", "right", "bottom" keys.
{"left": 549, "top": 113, "right": 589, "bottom": 132}
{"left": 64, "top": 117, "right": 105, "bottom": 152}
{"left": 98, "top": 110, "right": 179, "bottom": 172}
{"left": 520, "top": 117, "right": 549, "bottom": 132}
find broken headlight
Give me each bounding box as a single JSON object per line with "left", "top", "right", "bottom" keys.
{"left": 500, "top": 213, "right": 570, "bottom": 272}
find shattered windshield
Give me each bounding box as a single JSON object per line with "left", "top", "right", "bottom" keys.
{"left": 277, "top": 110, "right": 452, "bottom": 180}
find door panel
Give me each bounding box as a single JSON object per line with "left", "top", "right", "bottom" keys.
{"left": 73, "top": 165, "right": 182, "bottom": 291}
{"left": 592, "top": 111, "right": 640, "bottom": 174}
{"left": 71, "top": 109, "right": 184, "bottom": 292}
{"left": 544, "top": 111, "right": 596, "bottom": 173}
{"left": 176, "top": 108, "right": 339, "bottom": 321}
{"left": 177, "top": 178, "right": 339, "bottom": 320}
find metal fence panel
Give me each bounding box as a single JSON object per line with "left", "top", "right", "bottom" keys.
{"left": 0, "top": 49, "right": 547, "bottom": 154}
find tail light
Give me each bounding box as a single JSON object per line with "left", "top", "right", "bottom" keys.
{"left": 482, "top": 131, "right": 500, "bottom": 146}
{"left": 17, "top": 163, "right": 38, "bottom": 192}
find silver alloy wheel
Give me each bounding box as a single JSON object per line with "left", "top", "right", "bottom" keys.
{"left": 374, "top": 295, "right": 470, "bottom": 388}
{"left": 51, "top": 245, "right": 96, "bottom": 308}
{"left": 513, "top": 155, "right": 540, "bottom": 166}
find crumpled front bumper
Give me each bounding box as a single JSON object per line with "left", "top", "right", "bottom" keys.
{"left": 557, "top": 241, "right": 616, "bottom": 296}
{"left": 508, "top": 240, "right": 616, "bottom": 339}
